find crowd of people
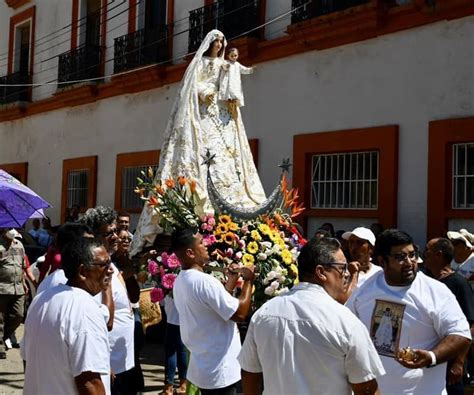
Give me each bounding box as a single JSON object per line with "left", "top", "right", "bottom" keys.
{"left": 1, "top": 207, "right": 473, "bottom": 395}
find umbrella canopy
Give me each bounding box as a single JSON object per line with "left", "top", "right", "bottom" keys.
{"left": 0, "top": 170, "right": 51, "bottom": 228}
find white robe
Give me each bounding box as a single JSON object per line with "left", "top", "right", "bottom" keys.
{"left": 218, "top": 60, "right": 253, "bottom": 107}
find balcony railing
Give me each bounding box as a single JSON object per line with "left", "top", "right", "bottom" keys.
{"left": 58, "top": 44, "right": 104, "bottom": 86}
{"left": 291, "top": 0, "right": 371, "bottom": 24}
{"left": 188, "top": 0, "right": 261, "bottom": 53}
{"left": 0, "top": 71, "right": 31, "bottom": 105}
{"left": 114, "top": 25, "right": 169, "bottom": 74}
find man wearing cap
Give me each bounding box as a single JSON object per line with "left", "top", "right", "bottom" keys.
{"left": 447, "top": 229, "right": 474, "bottom": 287}
{"left": 0, "top": 229, "right": 26, "bottom": 359}
{"left": 343, "top": 227, "right": 382, "bottom": 289}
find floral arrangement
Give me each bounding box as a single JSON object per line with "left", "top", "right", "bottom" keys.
{"left": 147, "top": 251, "right": 182, "bottom": 303}
{"left": 138, "top": 168, "right": 306, "bottom": 309}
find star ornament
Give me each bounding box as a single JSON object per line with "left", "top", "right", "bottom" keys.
{"left": 202, "top": 150, "right": 216, "bottom": 167}
{"left": 278, "top": 158, "right": 292, "bottom": 173}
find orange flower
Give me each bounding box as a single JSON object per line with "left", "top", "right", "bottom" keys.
{"left": 154, "top": 185, "right": 165, "bottom": 195}
{"left": 178, "top": 176, "right": 187, "bottom": 186}
{"left": 147, "top": 166, "right": 154, "bottom": 178}
{"left": 134, "top": 187, "right": 145, "bottom": 197}
{"left": 148, "top": 196, "right": 159, "bottom": 208}
{"left": 190, "top": 181, "right": 197, "bottom": 193}
{"left": 165, "top": 179, "right": 175, "bottom": 188}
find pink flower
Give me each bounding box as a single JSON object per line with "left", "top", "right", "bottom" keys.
{"left": 235, "top": 251, "right": 242, "bottom": 260}
{"left": 150, "top": 287, "right": 165, "bottom": 303}
{"left": 238, "top": 239, "right": 246, "bottom": 249}
{"left": 225, "top": 248, "right": 234, "bottom": 257}
{"left": 166, "top": 253, "right": 181, "bottom": 269}
{"left": 161, "top": 252, "right": 169, "bottom": 266}
{"left": 203, "top": 234, "right": 217, "bottom": 247}
{"left": 162, "top": 273, "right": 177, "bottom": 290}
{"left": 207, "top": 217, "right": 216, "bottom": 226}
{"left": 147, "top": 260, "right": 159, "bottom": 276}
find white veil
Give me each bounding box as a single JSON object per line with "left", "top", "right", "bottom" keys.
{"left": 131, "top": 30, "right": 228, "bottom": 256}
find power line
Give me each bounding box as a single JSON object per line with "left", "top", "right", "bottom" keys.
{"left": 0, "top": 1, "right": 307, "bottom": 105}
{"left": 0, "top": 0, "right": 121, "bottom": 62}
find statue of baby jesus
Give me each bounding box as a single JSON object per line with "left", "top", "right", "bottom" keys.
{"left": 218, "top": 47, "right": 255, "bottom": 120}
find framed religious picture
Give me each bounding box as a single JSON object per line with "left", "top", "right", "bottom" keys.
{"left": 369, "top": 299, "right": 406, "bottom": 358}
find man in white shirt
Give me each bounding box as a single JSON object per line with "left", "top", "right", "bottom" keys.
{"left": 22, "top": 238, "right": 113, "bottom": 395}
{"left": 172, "top": 228, "right": 255, "bottom": 395}
{"left": 447, "top": 229, "right": 474, "bottom": 287}
{"left": 343, "top": 226, "right": 382, "bottom": 289}
{"left": 347, "top": 229, "right": 472, "bottom": 395}
{"left": 238, "top": 237, "right": 385, "bottom": 395}
{"left": 83, "top": 206, "right": 137, "bottom": 394}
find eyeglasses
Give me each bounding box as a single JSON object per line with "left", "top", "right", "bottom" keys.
{"left": 97, "top": 229, "right": 117, "bottom": 238}
{"left": 320, "top": 262, "right": 349, "bottom": 276}
{"left": 388, "top": 250, "right": 419, "bottom": 263}
{"left": 119, "top": 237, "right": 132, "bottom": 242}
{"left": 90, "top": 260, "right": 112, "bottom": 269}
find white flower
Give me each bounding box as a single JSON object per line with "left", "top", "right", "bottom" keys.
{"left": 257, "top": 253, "right": 267, "bottom": 261}
{"left": 270, "top": 280, "right": 279, "bottom": 290}
{"left": 235, "top": 251, "right": 242, "bottom": 259}
{"left": 264, "top": 286, "right": 274, "bottom": 296}
{"left": 267, "top": 270, "right": 277, "bottom": 279}
{"left": 275, "top": 287, "right": 289, "bottom": 295}
{"left": 278, "top": 276, "right": 286, "bottom": 283}
{"left": 261, "top": 241, "right": 272, "bottom": 249}
{"left": 272, "top": 244, "right": 281, "bottom": 253}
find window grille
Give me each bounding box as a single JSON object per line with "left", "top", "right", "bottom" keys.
{"left": 121, "top": 165, "right": 158, "bottom": 210}
{"left": 311, "top": 151, "right": 378, "bottom": 209}
{"left": 452, "top": 143, "right": 474, "bottom": 209}
{"left": 67, "top": 169, "right": 89, "bottom": 208}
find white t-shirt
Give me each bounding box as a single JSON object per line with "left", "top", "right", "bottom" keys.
{"left": 238, "top": 282, "right": 385, "bottom": 395}
{"left": 96, "top": 263, "right": 135, "bottom": 374}
{"left": 173, "top": 268, "right": 241, "bottom": 389}
{"left": 163, "top": 295, "right": 180, "bottom": 325}
{"left": 347, "top": 271, "right": 472, "bottom": 395}
{"left": 357, "top": 263, "right": 383, "bottom": 289}
{"left": 22, "top": 285, "right": 110, "bottom": 395}
{"left": 37, "top": 268, "right": 68, "bottom": 294}
{"left": 451, "top": 252, "right": 474, "bottom": 286}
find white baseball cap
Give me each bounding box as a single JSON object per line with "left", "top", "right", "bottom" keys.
{"left": 5, "top": 229, "right": 22, "bottom": 240}
{"left": 447, "top": 229, "right": 474, "bottom": 249}
{"left": 342, "top": 227, "right": 376, "bottom": 247}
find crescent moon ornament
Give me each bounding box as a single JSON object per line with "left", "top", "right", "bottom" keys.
{"left": 202, "top": 150, "right": 288, "bottom": 221}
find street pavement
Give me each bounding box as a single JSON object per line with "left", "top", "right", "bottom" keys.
{"left": 0, "top": 325, "right": 166, "bottom": 394}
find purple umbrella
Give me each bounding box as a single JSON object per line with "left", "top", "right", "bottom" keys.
{"left": 0, "top": 170, "right": 51, "bottom": 228}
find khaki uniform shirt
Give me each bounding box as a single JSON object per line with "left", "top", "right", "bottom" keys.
{"left": 0, "top": 238, "right": 26, "bottom": 295}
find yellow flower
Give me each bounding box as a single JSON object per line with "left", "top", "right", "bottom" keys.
{"left": 216, "top": 223, "right": 228, "bottom": 234}
{"left": 228, "top": 222, "right": 238, "bottom": 231}
{"left": 281, "top": 249, "right": 293, "bottom": 265}
{"left": 242, "top": 254, "right": 255, "bottom": 267}
{"left": 294, "top": 277, "right": 299, "bottom": 285}
{"left": 269, "top": 231, "right": 280, "bottom": 242}
{"left": 214, "top": 232, "right": 224, "bottom": 242}
{"left": 276, "top": 239, "right": 286, "bottom": 249}
{"left": 247, "top": 241, "right": 259, "bottom": 254}
{"left": 258, "top": 223, "right": 271, "bottom": 235}
{"left": 224, "top": 232, "right": 235, "bottom": 245}
{"left": 251, "top": 230, "right": 262, "bottom": 241}
{"left": 219, "top": 215, "right": 232, "bottom": 224}
{"left": 290, "top": 263, "right": 299, "bottom": 277}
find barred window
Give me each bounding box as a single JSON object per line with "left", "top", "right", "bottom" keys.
{"left": 453, "top": 143, "right": 474, "bottom": 209}
{"left": 121, "top": 165, "right": 158, "bottom": 210}
{"left": 67, "top": 169, "right": 89, "bottom": 208}
{"left": 311, "top": 151, "right": 378, "bottom": 209}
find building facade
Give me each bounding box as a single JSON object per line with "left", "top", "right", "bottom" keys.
{"left": 0, "top": 0, "right": 473, "bottom": 245}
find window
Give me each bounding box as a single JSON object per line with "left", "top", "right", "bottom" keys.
{"left": 427, "top": 118, "right": 474, "bottom": 239}
{"left": 121, "top": 164, "right": 159, "bottom": 210}
{"left": 66, "top": 169, "right": 89, "bottom": 208}
{"left": 452, "top": 143, "right": 474, "bottom": 209}
{"left": 0, "top": 162, "right": 28, "bottom": 184}
{"left": 311, "top": 151, "right": 378, "bottom": 209}
{"left": 61, "top": 156, "right": 97, "bottom": 222}
{"left": 115, "top": 150, "right": 160, "bottom": 212}
{"left": 293, "top": 126, "right": 398, "bottom": 233}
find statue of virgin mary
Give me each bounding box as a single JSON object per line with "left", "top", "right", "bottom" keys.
{"left": 131, "top": 30, "right": 266, "bottom": 255}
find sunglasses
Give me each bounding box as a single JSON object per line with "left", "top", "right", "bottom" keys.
{"left": 320, "top": 262, "right": 349, "bottom": 276}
